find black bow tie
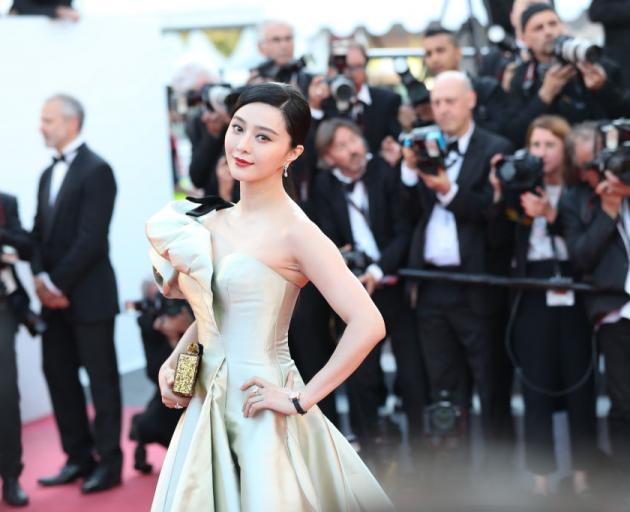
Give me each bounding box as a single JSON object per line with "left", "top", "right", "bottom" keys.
{"left": 446, "top": 139, "right": 460, "bottom": 155}
{"left": 52, "top": 154, "right": 66, "bottom": 165}
{"left": 340, "top": 178, "right": 362, "bottom": 193}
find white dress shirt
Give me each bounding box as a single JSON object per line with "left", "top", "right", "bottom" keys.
{"left": 49, "top": 136, "right": 84, "bottom": 206}
{"left": 526, "top": 184, "right": 569, "bottom": 261}
{"left": 332, "top": 167, "right": 384, "bottom": 281}
{"left": 419, "top": 122, "right": 475, "bottom": 267}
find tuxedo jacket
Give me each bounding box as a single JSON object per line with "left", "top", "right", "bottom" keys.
{"left": 31, "top": 143, "right": 119, "bottom": 322}
{"left": 10, "top": 0, "right": 71, "bottom": 16}
{"left": 406, "top": 126, "right": 513, "bottom": 314}
{"left": 560, "top": 183, "right": 630, "bottom": 321}
{"left": 312, "top": 156, "right": 411, "bottom": 275}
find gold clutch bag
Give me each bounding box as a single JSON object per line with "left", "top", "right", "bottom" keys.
{"left": 173, "top": 342, "right": 203, "bottom": 398}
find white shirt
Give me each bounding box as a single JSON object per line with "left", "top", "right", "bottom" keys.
{"left": 601, "top": 199, "right": 630, "bottom": 325}
{"left": 49, "top": 136, "right": 83, "bottom": 206}
{"left": 526, "top": 184, "right": 569, "bottom": 261}
{"left": 332, "top": 167, "right": 384, "bottom": 281}
{"left": 418, "top": 122, "right": 475, "bottom": 267}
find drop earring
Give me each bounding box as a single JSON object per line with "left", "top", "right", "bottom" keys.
{"left": 283, "top": 163, "right": 289, "bottom": 178}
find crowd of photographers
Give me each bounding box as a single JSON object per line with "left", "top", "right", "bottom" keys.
{"left": 2, "top": 0, "right": 630, "bottom": 506}
{"left": 168, "top": 0, "right": 630, "bottom": 499}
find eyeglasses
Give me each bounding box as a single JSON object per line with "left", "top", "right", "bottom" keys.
{"left": 267, "top": 35, "right": 293, "bottom": 44}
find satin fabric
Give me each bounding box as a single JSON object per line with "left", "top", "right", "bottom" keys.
{"left": 146, "top": 200, "right": 393, "bottom": 512}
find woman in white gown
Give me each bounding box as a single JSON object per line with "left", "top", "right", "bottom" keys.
{"left": 146, "top": 82, "right": 394, "bottom": 511}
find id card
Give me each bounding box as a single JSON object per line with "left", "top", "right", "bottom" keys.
{"left": 546, "top": 289, "right": 575, "bottom": 307}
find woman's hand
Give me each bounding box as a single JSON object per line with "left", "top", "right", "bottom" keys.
{"left": 241, "top": 373, "right": 300, "bottom": 418}
{"left": 159, "top": 359, "right": 191, "bottom": 410}
{"left": 520, "top": 187, "right": 556, "bottom": 223}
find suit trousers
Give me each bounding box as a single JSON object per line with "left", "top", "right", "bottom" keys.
{"left": 346, "top": 284, "right": 427, "bottom": 447}
{"left": 599, "top": 318, "right": 630, "bottom": 474}
{"left": 0, "top": 302, "right": 22, "bottom": 479}
{"left": 416, "top": 280, "right": 495, "bottom": 444}
{"left": 288, "top": 283, "right": 339, "bottom": 426}
{"left": 42, "top": 312, "right": 122, "bottom": 469}
{"left": 513, "top": 278, "right": 597, "bottom": 475}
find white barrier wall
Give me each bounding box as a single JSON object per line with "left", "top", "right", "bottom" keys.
{"left": 0, "top": 16, "right": 174, "bottom": 421}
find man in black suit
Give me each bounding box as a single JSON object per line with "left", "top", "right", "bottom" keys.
{"left": 563, "top": 124, "right": 630, "bottom": 480}
{"left": 403, "top": 71, "right": 513, "bottom": 453}
{"left": 313, "top": 118, "right": 427, "bottom": 452}
{"left": 31, "top": 94, "right": 122, "bottom": 494}
{"left": 0, "top": 193, "right": 32, "bottom": 508}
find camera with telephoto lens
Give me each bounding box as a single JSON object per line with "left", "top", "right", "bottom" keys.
{"left": 0, "top": 249, "right": 47, "bottom": 336}
{"left": 487, "top": 25, "right": 525, "bottom": 66}
{"left": 495, "top": 149, "right": 544, "bottom": 218}
{"left": 126, "top": 294, "right": 187, "bottom": 319}
{"left": 587, "top": 118, "right": 630, "bottom": 185}
{"left": 185, "top": 84, "right": 236, "bottom": 116}
{"left": 253, "top": 56, "right": 308, "bottom": 84}
{"left": 552, "top": 35, "right": 602, "bottom": 65}
{"left": 393, "top": 57, "right": 430, "bottom": 107}
{"left": 398, "top": 125, "right": 447, "bottom": 176}
{"left": 326, "top": 42, "right": 357, "bottom": 113}
{"left": 423, "top": 390, "right": 466, "bottom": 441}
{"left": 340, "top": 247, "right": 371, "bottom": 276}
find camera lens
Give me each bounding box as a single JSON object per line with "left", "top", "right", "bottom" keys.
{"left": 498, "top": 161, "right": 517, "bottom": 182}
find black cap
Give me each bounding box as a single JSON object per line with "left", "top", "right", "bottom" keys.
{"left": 521, "top": 3, "right": 556, "bottom": 32}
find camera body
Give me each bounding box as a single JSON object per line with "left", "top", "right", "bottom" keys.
{"left": 253, "top": 56, "right": 308, "bottom": 84}
{"left": 399, "top": 125, "right": 447, "bottom": 175}
{"left": 0, "top": 250, "right": 47, "bottom": 336}
{"left": 423, "top": 390, "right": 466, "bottom": 441}
{"left": 588, "top": 119, "right": 630, "bottom": 185}
{"left": 487, "top": 25, "right": 525, "bottom": 67}
{"left": 185, "top": 84, "right": 235, "bottom": 116}
{"left": 127, "top": 294, "right": 186, "bottom": 319}
{"left": 340, "top": 247, "right": 371, "bottom": 276}
{"left": 495, "top": 149, "right": 544, "bottom": 218}
{"left": 552, "top": 35, "right": 602, "bottom": 66}
{"left": 394, "top": 57, "right": 430, "bottom": 107}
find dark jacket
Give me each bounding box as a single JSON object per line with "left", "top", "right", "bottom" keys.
{"left": 406, "top": 125, "right": 513, "bottom": 314}
{"left": 31, "top": 143, "right": 119, "bottom": 322}
{"left": 560, "top": 183, "right": 630, "bottom": 321}
{"left": 505, "top": 56, "right": 627, "bottom": 146}
{"left": 312, "top": 156, "right": 411, "bottom": 275}
{"left": 9, "top": 0, "right": 70, "bottom": 16}
{"left": 589, "top": 0, "right": 630, "bottom": 87}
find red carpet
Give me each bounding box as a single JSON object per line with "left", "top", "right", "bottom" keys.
{"left": 18, "top": 408, "right": 166, "bottom": 511}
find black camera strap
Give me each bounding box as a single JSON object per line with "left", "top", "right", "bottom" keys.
{"left": 345, "top": 193, "right": 371, "bottom": 228}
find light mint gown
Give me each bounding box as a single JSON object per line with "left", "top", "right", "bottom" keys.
{"left": 146, "top": 199, "right": 393, "bottom": 512}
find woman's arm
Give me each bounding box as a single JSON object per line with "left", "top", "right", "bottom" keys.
{"left": 241, "top": 218, "right": 385, "bottom": 417}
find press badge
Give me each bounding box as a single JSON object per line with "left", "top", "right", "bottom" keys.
{"left": 546, "top": 289, "right": 575, "bottom": 307}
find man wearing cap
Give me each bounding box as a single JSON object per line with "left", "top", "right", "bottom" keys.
{"left": 504, "top": 2, "right": 626, "bottom": 146}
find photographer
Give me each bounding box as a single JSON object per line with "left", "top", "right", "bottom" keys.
{"left": 312, "top": 118, "right": 427, "bottom": 452}
{"left": 505, "top": 2, "right": 626, "bottom": 147}
{"left": 562, "top": 121, "right": 630, "bottom": 483}
{"left": 127, "top": 282, "right": 191, "bottom": 473}
{"left": 489, "top": 116, "right": 597, "bottom": 496}
{"left": 0, "top": 192, "right": 31, "bottom": 507}
{"left": 423, "top": 26, "right": 511, "bottom": 134}
{"left": 401, "top": 71, "right": 512, "bottom": 454}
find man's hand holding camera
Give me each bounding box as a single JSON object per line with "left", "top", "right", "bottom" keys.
{"left": 538, "top": 64, "right": 576, "bottom": 104}
{"left": 577, "top": 62, "right": 608, "bottom": 92}
{"left": 307, "top": 75, "right": 330, "bottom": 111}
{"left": 419, "top": 166, "right": 452, "bottom": 196}
{"left": 520, "top": 187, "right": 557, "bottom": 223}
{"left": 597, "top": 170, "right": 630, "bottom": 219}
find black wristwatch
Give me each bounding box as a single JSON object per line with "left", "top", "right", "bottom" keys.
{"left": 288, "top": 390, "right": 307, "bottom": 415}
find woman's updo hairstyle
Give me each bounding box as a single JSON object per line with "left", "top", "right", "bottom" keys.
{"left": 231, "top": 82, "right": 311, "bottom": 148}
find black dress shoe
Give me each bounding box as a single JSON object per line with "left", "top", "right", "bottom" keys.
{"left": 2, "top": 478, "right": 29, "bottom": 507}
{"left": 80, "top": 466, "right": 121, "bottom": 494}
{"left": 38, "top": 462, "right": 95, "bottom": 486}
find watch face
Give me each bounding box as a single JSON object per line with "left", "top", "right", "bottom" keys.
{"left": 288, "top": 390, "right": 300, "bottom": 400}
